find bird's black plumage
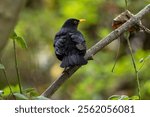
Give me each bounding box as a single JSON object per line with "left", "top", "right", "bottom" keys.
{"left": 54, "top": 18, "right": 87, "bottom": 68}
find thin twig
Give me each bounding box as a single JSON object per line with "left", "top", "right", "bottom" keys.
{"left": 13, "top": 39, "right": 22, "bottom": 94}
{"left": 0, "top": 59, "right": 14, "bottom": 95}
{"left": 139, "top": 23, "right": 150, "bottom": 34}
{"left": 125, "top": 0, "right": 128, "bottom": 10}
{"left": 112, "top": 38, "right": 120, "bottom": 72}
{"left": 41, "top": 4, "right": 150, "bottom": 98}
{"left": 126, "top": 32, "right": 141, "bottom": 99}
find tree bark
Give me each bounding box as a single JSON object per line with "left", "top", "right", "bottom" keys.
{"left": 0, "top": 0, "right": 25, "bottom": 57}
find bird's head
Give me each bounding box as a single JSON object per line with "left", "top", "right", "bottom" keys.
{"left": 62, "top": 18, "right": 86, "bottom": 29}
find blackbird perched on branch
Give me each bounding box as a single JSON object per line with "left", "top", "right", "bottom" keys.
{"left": 54, "top": 18, "right": 87, "bottom": 68}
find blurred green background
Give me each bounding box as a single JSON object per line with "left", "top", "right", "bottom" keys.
{"left": 0, "top": 0, "right": 150, "bottom": 99}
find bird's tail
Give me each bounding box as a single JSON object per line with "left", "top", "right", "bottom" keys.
{"left": 60, "top": 54, "right": 87, "bottom": 68}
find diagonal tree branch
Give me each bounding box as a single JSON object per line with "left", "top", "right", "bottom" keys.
{"left": 41, "top": 4, "right": 150, "bottom": 98}
{"left": 0, "top": 0, "right": 26, "bottom": 57}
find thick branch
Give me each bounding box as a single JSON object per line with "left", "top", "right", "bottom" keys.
{"left": 41, "top": 4, "right": 150, "bottom": 98}
{"left": 0, "top": 0, "right": 25, "bottom": 57}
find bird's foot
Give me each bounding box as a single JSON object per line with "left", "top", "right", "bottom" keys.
{"left": 62, "top": 67, "right": 70, "bottom": 75}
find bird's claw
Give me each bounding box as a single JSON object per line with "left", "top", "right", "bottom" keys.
{"left": 62, "top": 67, "right": 70, "bottom": 75}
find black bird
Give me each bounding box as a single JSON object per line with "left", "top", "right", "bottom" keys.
{"left": 54, "top": 18, "right": 87, "bottom": 68}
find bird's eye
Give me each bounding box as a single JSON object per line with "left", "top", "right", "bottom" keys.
{"left": 74, "top": 20, "right": 78, "bottom": 24}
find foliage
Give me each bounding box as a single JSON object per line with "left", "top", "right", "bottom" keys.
{"left": 10, "top": 31, "right": 28, "bottom": 49}
{"left": 108, "top": 95, "right": 139, "bottom": 100}
{"left": 0, "top": 85, "right": 49, "bottom": 100}
{"left": 59, "top": 50, "right": 150, "bottom": 100}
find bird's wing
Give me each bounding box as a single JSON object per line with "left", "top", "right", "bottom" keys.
{"left": 54, "top": 32, "right": 68, "bottom": 60}
{"left": 69, "top": 32, "right": 86, "bottom": 51}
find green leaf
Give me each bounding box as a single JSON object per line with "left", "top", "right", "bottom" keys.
{"left": 13, "top": 93, "right": 29, "bottom": 100}
{"left": 0, "top": 64, "right": 5, "bottom": 69}
{"left": 23, "top": 88, "right": 39, "bottom": 97}
{"left": 139, "top": 58, "right": 144, "bottom": 63}
{"left": 10, "top": 31, "right": 27, "bottom": 49}
{"left": 108, "top": 95, "right": 121, "bottom": 100}
{"left": 15, "top": 36, "right": 28, "bottom": 49}
{"left": 108, "top": 95, "right": 130, "bottom": 100}
{"left": 119, "top": 95, "right": 130, "bottom": 100}
{"left": 32, "top": 96, "right": 49, "bottom": 100}
{"left": 2, "top": 85, "right": 20, "bottom": 96}
{"left": 130, "top": 96, "right": 139, "bottom": 100}
{"left": 10, "top": 31, "right": 17, "bottom": 39}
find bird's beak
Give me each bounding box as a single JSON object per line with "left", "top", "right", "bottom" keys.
{"left": 79, "top": 19, "right": 86, "bottom": 22}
